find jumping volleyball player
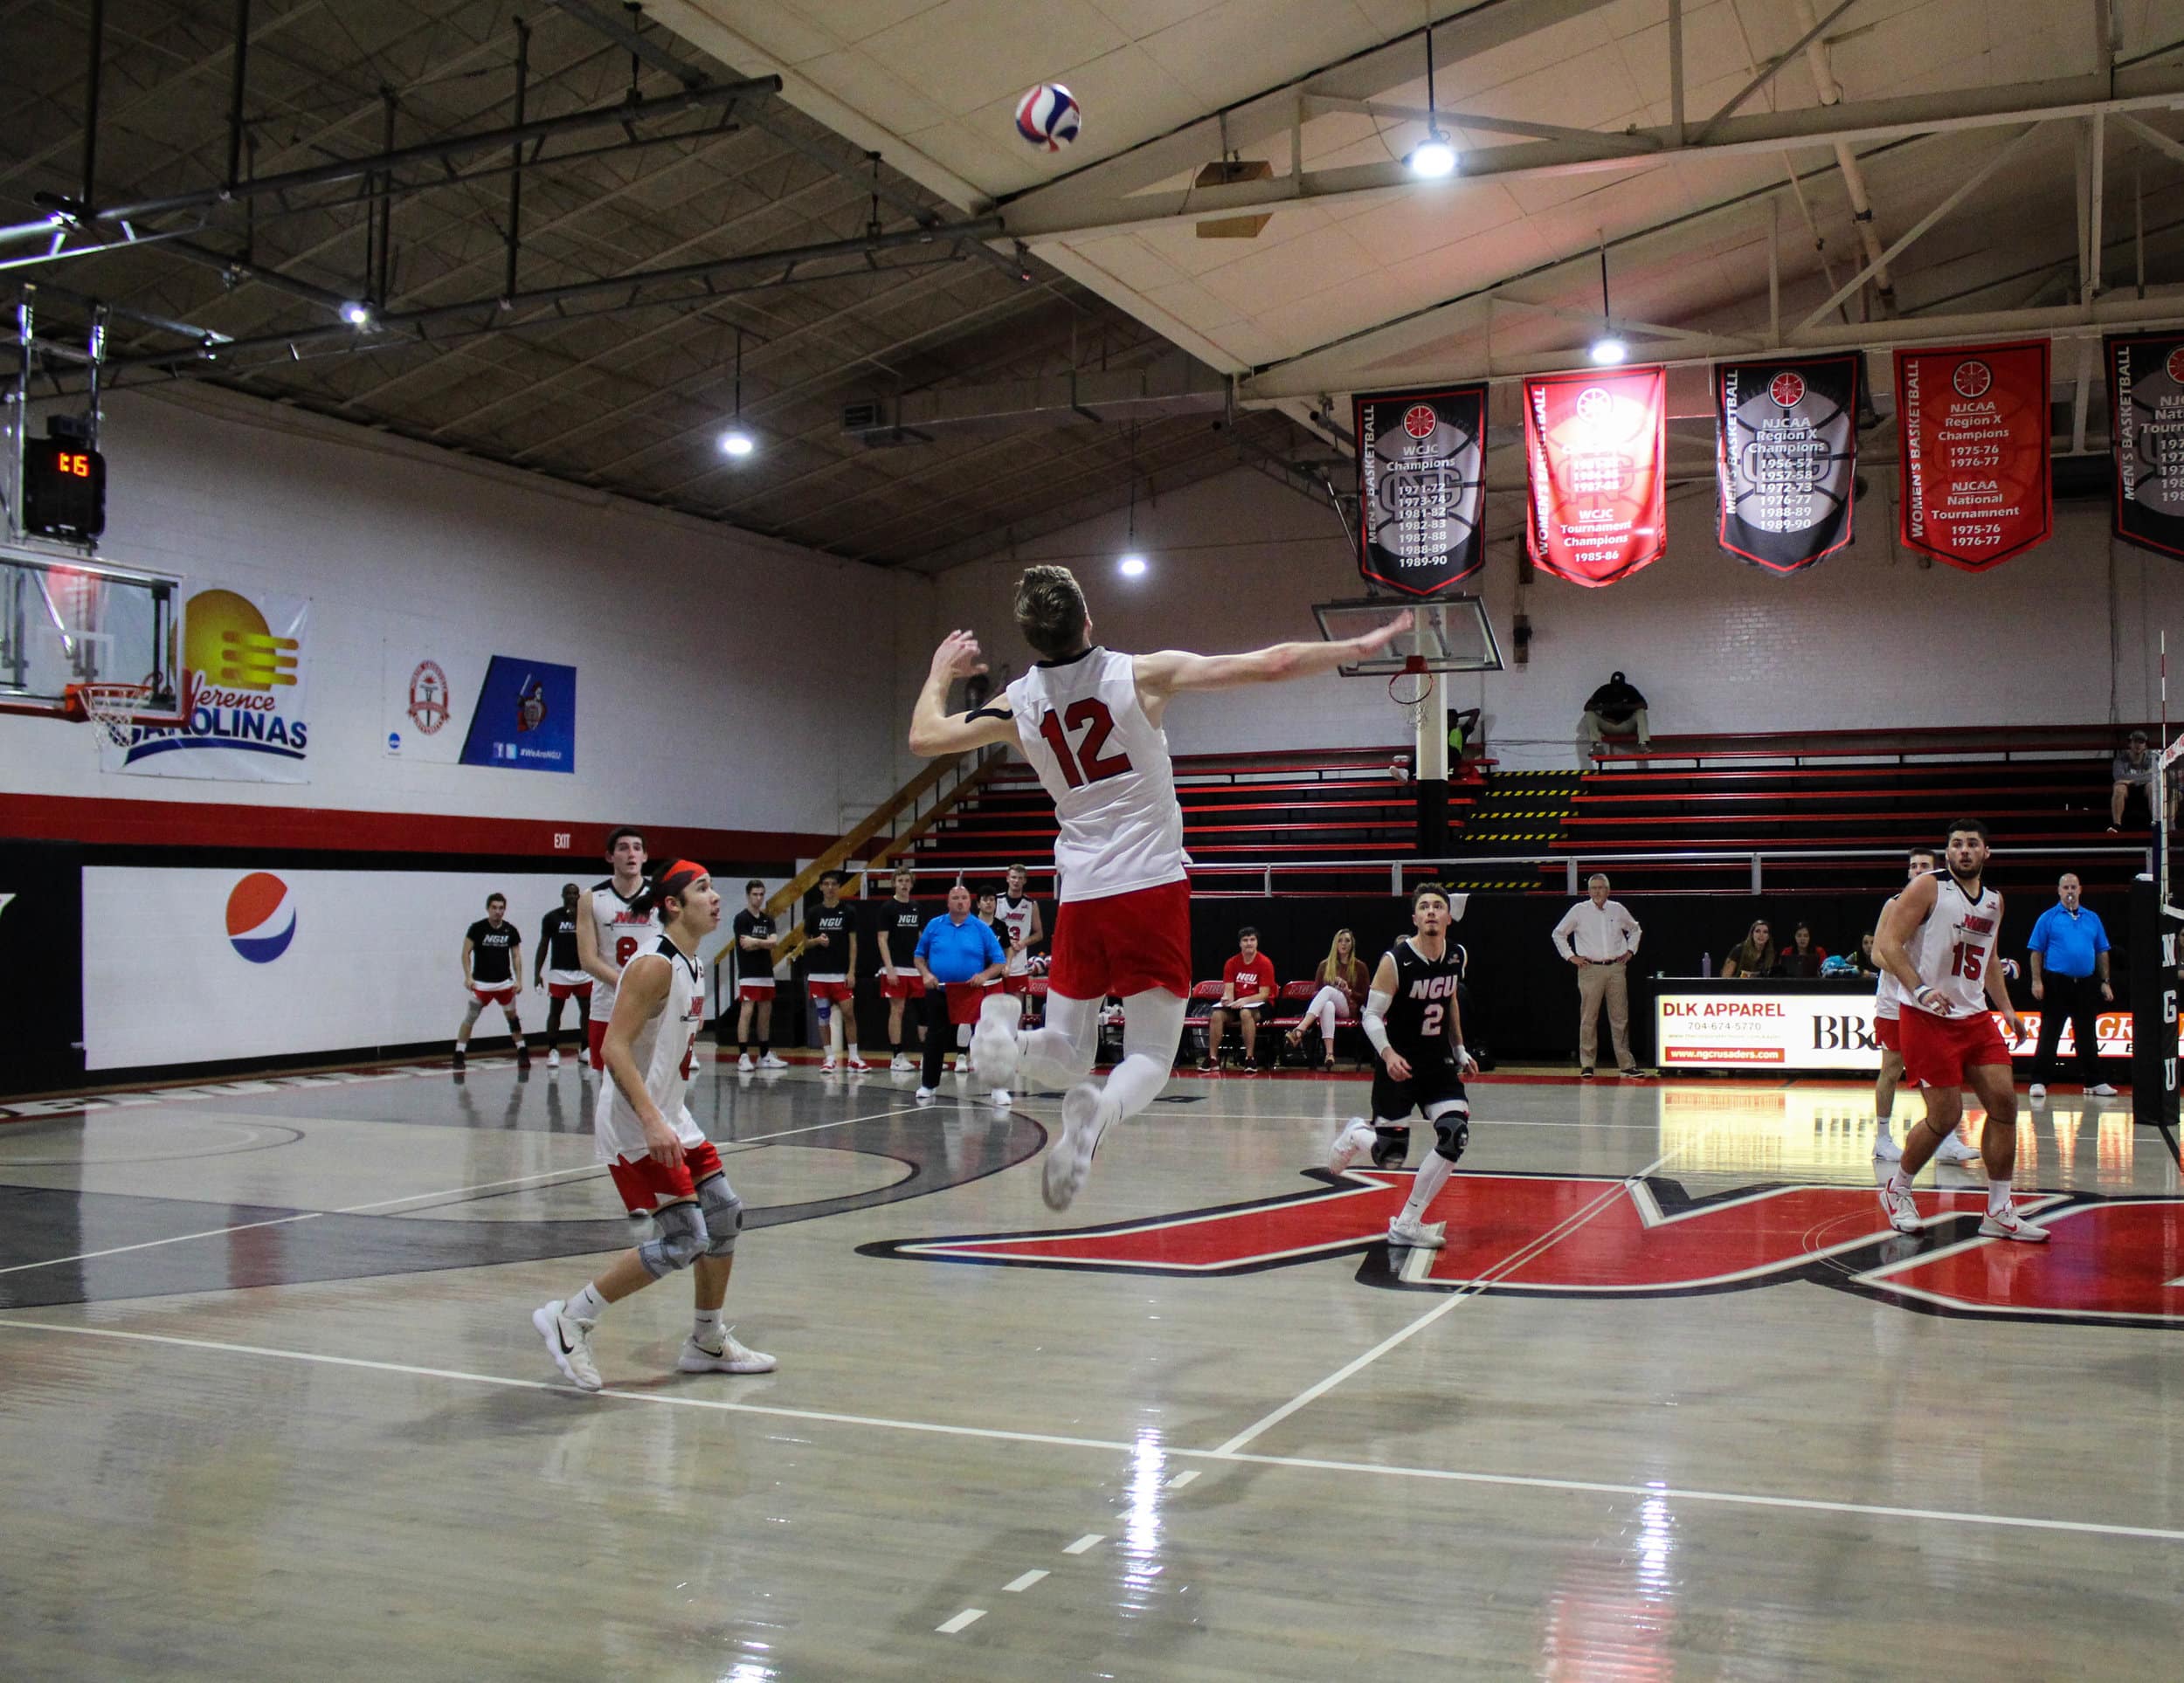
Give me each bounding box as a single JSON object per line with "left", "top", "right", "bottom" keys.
{"left": 909, "top": 563, "right": 1403, "bottom": 1209}
{"left": 533, "top": 861, "right": 774, "bottom": 1391}
{"left": 1330, "top": 884, "right": 1478, "bottom": 1249}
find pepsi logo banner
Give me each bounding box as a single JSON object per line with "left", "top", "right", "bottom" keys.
{"left": 2105, "top": 331, "right": 2184, "bottom": 559}
{"left": 1894, "top": 340, "right": 2052, "bottom": 569}
{"left": 1714, "top": 355, "right": 1859, "bottom": 572}
{"left": 1353, "top": 386, "right": 1488, "bottom": 595}
{"left": 1524, "top": 366, "right": 1667, "bottom": 587}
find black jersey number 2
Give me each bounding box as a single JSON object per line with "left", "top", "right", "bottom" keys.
{"left": 1037, "top": 699, "right": 1133, "bottom": 789}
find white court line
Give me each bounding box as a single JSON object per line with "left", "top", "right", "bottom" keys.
{"left": 1208, "top": 1148, "right": 1680, "bottom": 1458}
{"left": 0, "top": 1103, "right": 935, "bottom": 1277}
{"left": 1165, "top": 1470, "right": 1201, "bottom": 1490}
{"left": 935, "top": 1609, "right": 985, "bottom": 1634}
{"left": 1001, "top": 1569, "right": 1048, "bottom": 1593}
{"left": 1, "top": 1316, "right": 2180, "bottom": 1545}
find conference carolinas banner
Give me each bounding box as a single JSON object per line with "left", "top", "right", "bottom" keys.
{"left": 107, "top": 581, "right": 311, "bottom": 783}
{"left": 2106, "top": 330, "right": 2184, "bottom": 559}
{"left": 1523, "top": 365, "right": 1668, "bottom": 587}
{"left": 1714, "top": 355, "right": 1860, "bottom": 573}
{"left": 1352, "top": 386, "right": 1489, "bottom": 595}
{"left": 1893, "top": 340, "right": 2051, "bottom": 570}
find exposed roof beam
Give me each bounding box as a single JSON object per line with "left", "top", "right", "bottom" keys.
{"left": 1000, "top": 65, "right": 2184, "bottom": 245}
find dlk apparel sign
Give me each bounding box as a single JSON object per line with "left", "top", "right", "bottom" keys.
{"left": 2105, "top": 330, "right": 2184, "bottom": 559}
{"left": 1352, "top": 386, "right": 1488, "bottom": 595}
{"left": 1523, "top": 366, "right": 1668, "bottom": 586}
{"left": 1714, "top": 355, "right": 1860, "bottom": 572}
{"left": 110, "top": 583, "right": 310, "bottom": 783}
{"left": 1655, "top": 987, "right": 2171, "bottom": 1072}
{"left": 1893, "top": 341, "right": 2051, "bottom": 569}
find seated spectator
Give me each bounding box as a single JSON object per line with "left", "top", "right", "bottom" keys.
{"left": 1286, "top": 928, "right": 1369, "bottom": 1071}
{"left": 1774, "top": 921, "right": 1828, "bottom": 979}
{"left": 1578, "top": 670, "right": 1650, "bottom": 769}
{"left": 1720, "top": 919, "right": 1776, "bottom": 978}
{"left": 1855, "top": 930, "right": 1883, "bottom": 976}
{"left": 1200, "top": 928, "right": 1277, "bottom": 1073}
{"left": 2111, "top": 730, "right": 2178, "bottom": 832}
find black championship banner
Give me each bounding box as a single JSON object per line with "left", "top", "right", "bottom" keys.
{"left": 2107, "top": 332, "right": 2184, "bottom": 558}
{"left": 1354, "top": 385, "right": 1488, "bottom": 595}
{"left": 1714, "top": 355, "right": 1859, "bottom": 572}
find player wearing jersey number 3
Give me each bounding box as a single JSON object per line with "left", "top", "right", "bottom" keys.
{"left": 1872, "top": 819, "right": 2044, "bottom": 1242}
{"left": 909, "top": 563, "right": 1404, "bottom": 1210}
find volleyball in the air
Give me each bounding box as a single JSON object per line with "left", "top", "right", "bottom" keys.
{"left": 1015, "top": 83, "right": 1081, "bottom": 151}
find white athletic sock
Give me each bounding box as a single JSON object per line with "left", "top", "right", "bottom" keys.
{"left": 1987, "top": 1176, "right": 2015, "bottom": 1216}
{"left": 1402, "top": 1152, "right": 1456, "bottom": 1224}
{"left": 1020, "top": 992, "right": 1101, "bottom": 1088}
{"left": 828, "top": 1013, "right": 846, "bottom": 1056}
{"left": 1884, "top": 1169, "right": 1907, "bottom": 1197}
{"left": 692, "top": 1306, "right": 725, "bottom": 1346}
{"left": 454, "top": 1040, "right": 467, "bottom": 1052}
{"left": 1102, "top": 988, "right": 1188, "bottom": 1121}
{"left": 568, "top": 1282, "right": 608, "bottom": 1321}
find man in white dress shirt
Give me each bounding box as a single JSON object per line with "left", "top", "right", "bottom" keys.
{"left": 1551, "top": 873, "right": 1648, "bottom": 1077}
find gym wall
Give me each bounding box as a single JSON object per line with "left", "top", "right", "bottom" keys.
{"left": 932, "top": 463, "right": 2184, "bottom": 768}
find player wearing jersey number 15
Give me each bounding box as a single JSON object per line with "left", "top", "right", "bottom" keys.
{"left": 907, "top": 563, "right": 1406, "bottom": 1211}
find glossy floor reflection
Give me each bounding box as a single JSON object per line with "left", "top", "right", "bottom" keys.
{"left": 3, "top": 1057, "right": 2181, "bottom": 1679}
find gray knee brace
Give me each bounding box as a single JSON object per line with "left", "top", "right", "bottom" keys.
{"left": 1427, "top": 1100, "right": 1470, "bottom": 1164}
{"left": 637, "top": 1199, "right": 708, "bottom": 1278}
{"left": 697, "top": 1172, "right": 743, "bottom": 1258}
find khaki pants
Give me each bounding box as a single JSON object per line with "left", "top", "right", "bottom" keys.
{"left": 1576, "top": 960, "right": 1633, "bottom": 1070}
{"left": 1579, "top": 708, "right": 1650, "bottom": 769}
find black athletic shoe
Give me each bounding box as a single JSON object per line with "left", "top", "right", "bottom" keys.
{"left": 452, "top": 1048, "right": 467, "bottom": 1072}
{"left": 515, "top": 1045, "right": 531, "bottom": 1069}
{"left": 1240, "top": 1059, "right": 1260, "bottom": 1073}
{"left": 1579, "top": 1066, "right": 1594, "bottom": 1079}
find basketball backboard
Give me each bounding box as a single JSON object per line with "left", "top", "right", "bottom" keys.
{"left": 0, "top": 550, "right": 184, "bottom": 723}
{"left": 1311, "top": 595, "right": 1503, "bottom": 677}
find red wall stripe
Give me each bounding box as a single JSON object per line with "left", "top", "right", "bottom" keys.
{"left": 0, "top": 793, "right": 834, "bottom": 862}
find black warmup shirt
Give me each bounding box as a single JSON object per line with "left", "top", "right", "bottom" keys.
{"left": 805, "top": 900, "right": 860, "bottom": 976}
{"left": 881, "top": 900, "right": 926, "bottom": 967}
{"left": 732, "top": 907, "right": 777, "bottom": 985}
{"left": 540, "top": 907, "right": 580, "bottom": 972}
{"left": 468, "top": 918, "right": 520, "bottom": 985}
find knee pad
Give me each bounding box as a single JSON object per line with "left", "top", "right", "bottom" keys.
{"left": 1428, "top": 1103, "right": 1470, "bottom": 1164}
{"left": 815, "top": 998, "right": 832, "bottom": 1024}
{"left": 1371, "top": 1124, "right": 1410, "bottom": 1169}
{"left": 637, "top": 1199, "right": 708, "bottom": 1278}
{"left": 697, "top": 1172, "right": 743, "bottom": 1258}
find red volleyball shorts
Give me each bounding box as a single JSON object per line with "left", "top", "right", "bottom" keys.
{"left": 471, "top": 986, "right": 516, "bottom": 1008}
{"left": 546, "top": 980, "right": 593, "bottom": 1003}
{"left": 1899, "top": 1007, "right": 2010, "bottom": 1089}
{"left": 607, "top": 1137, "right": 724, "bottom": 1216}
{"left": 809, "top": 979, "right": 855, "bottom": 1004}
{"left": 881, "top": 970, "right": 926, "bottom": 1000}
{"left": 1048, "top": 879, "right": 1192, "bottom": 1002}
{"left": 736, "top": 980, "right": 776, "bottom": 1002}
{"left": 1872, "top": 1013, "right": 1901, "bottom": 1053}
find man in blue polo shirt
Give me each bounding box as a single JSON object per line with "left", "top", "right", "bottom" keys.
{"left": 2027, "top": 873, "right": 2115, "bottom": 1101}
{"left": 914, "top": 882, "right": 1006, "bottom": 1106}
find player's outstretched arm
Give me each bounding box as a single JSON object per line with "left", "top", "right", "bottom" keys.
{"left": 909, "top": 630, "right": 1023, "bottom": 758}
{"left": 1132, "top": 614, "right": 1406, "bottom": 712}
{"left": 1874, "top": 873, "right": 1941, "bottom": 1011}
{"left": 602, "top": 955, "right": 681, "bottom": 1164}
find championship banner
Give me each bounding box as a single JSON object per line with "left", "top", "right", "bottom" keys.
{"left": 1714, "top": 355, "right": 1859, "bottom": 572}
{"left": 1523, "top": 365, "right": 1667, "bottom": 587}
{"left": 1893, "top": 340, "right": 2051, "bottom": 570}
{"left": 2106, "top": 331, "right": 2184, "bottom": 559}
{"left": 1353, "top": 385, "right": 1488, "bottom": 595}
{"left": 107, "top": 582, "right": 311, "bottom": 783}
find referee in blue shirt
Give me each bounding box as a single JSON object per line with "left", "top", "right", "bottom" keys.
{"left": 2026, "top": 873, "right": 2116, "bottom": 1100}
{"left": 913, "top": 881, "right": 1006, "bottom": 1101}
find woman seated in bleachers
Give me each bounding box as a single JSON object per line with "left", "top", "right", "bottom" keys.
{"left": 1720, "top": 918, "right": 1777, "bottom": 978}
{"left": 1287, "top": 928, "right": 1370, "bottom": 1071}
{"left": 1773, "top": 921, "right": 1828, "bottom": 979}
{"left": 1855, "top": 930, "right": 1883, "bottom": 975}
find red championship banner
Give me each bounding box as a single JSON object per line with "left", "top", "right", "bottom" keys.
{"left": 1893, "top": 341, "right": 2052, "bottom": 570}
{"left": 1524, "top": 366, "right": 1668, "bottom": 586}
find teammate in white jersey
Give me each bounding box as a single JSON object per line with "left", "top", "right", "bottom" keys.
{"left": 1870, "top": 847, "right": 1980, "bottom": 1168}
{"left": 576, "top": 824, "right": 660, "bottom": 1072}
{"left": 1872, "top": 819, "right": 2043, "bottom": 1242}
{"left": 908, "top": 562, "right": 1403, "bottom": 1209}
{"left": 997, "top": 863, "right": 1046, "bottom": 1001}
{"left": 534, "top": 861, "right": 774, "bottom": 1391}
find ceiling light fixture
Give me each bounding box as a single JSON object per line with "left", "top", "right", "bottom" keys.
{"left": 1119, "top": 422, "right": 1149, "bottom": 578}
{"left": 1588, "top": 238, "right": 1626, "bottom": 365}
{"left": 340, "top": 300, "right": 371, "bottom": 327}
{"left": 720, "top": 328, "right": 757, "bottom": 459}
{"left": 1405, "top": 25, "right": 1458, "bottom": 179}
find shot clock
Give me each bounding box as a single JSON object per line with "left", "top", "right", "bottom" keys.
{"left": 22, "top": 434, "right": 107, "bottom": 542}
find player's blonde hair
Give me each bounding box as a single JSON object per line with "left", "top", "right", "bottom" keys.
{"left": 1015, "top": 564, "right": 1089, "bottom": 659}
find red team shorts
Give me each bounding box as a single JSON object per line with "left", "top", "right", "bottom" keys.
{"left": 546, "top": 979, "right": 593, "bottom": 1003}
{"left": 1872, "top": 1013, "right": 1901, "bottom": 1053}
{"left": 736, "top": 980, "right": 776, "bottom": 1002}
{"left": 809, "top": 979, "right": 855, "bottom": 1004}
{"left": 471, "top": 985, "right": 516, "bottom": 1007}
{"left": 1048, "top": 879, "right": 1192, "bottom": 1002}
{"left": 1899, "top": 1006, "right": 2010, "bottom": 1088}
{"left": 608, "top": 1137, "right": 724, "bottom": 1216}
{"left": 586, "top": 1017, "right": 609, "bottom": 1070}
{"left": 880, "top": 970, "right": 926, "bottom": 1000}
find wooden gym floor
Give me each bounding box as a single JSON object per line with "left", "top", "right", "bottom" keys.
{"left": 3, "top": 1054, "right": 2181, "bottom": 1679}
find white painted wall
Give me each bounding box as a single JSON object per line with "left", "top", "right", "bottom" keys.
{"left": 5, "top": 385, "right": 920, "bottom": 833}
{"left": 932, "top": 466, "right": 2184, "bottom": 769}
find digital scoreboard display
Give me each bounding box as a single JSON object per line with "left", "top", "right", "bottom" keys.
{"left": 22, "top": 438, "right": 107, "bottom": 541}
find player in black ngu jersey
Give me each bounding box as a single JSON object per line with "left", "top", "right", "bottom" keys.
{"left": 1329, "top": 883, "right": 1477, "bottom": 1251}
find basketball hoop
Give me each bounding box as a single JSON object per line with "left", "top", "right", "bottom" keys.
{"left": 65, "top": 679, "right": 153, "bottom": 751}
{"left": 1387, "top": 653, "right": 1434, "bottom": 730}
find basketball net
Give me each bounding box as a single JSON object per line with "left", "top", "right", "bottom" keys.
{"left": 66, "top": 680, "right": 151, "bottom": 752}
{"left": 1387, "top": 653, "right": 1434, "bottom": 731}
